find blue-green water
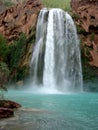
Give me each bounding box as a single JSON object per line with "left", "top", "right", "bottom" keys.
{"left": 0, "top": 90, "right": 98, "bottom": 130}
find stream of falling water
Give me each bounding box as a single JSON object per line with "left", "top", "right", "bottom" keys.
{"left": 30, "top": 8, "right": 83, "bottom": 93}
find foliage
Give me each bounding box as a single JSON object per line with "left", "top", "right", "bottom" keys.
{"left": 90, "top": 32, "right": 95, "bottom": 41}
{"left": 0, "top": 61, "right": 9, "bottom": 98}
{"left": 9, "top": 33, "right": 26, "bottom": 69}
{"left": 3, "top": 1, "right": 14, "bottom": 7}
{"left": 81, "top": 39, "right": 97, "bottom": 82}
{"left": 77, "top": 26, "right": 86, "bottom": 35}
{"left": 82, "top": 64, "right": 98, "bottom": 81}
{"left": 7, "top": 33, "right": 27, "bottom": 81}
{"left": 72, "top": 13, "right": 80, "bottom": 21}
{"left": 0, "top": 34, "right": 8, "bottom": 61}
{"left": 16, "top": 66, "right": 29, "bottom": 81}
{"left": 0, "top": 35, "right": 9, "bottom": 98}
{"left": 0, "top": 61, "right": 9, "bottom": 75}
{"left": 41, "top": 0, "right": 71, "bottom": 11}
{"left": 0, "top": 33, "right": 28, "bottom": 84}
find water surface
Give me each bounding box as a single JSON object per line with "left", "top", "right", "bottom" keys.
{"left": 0, "top": 90, "right": 98, "bottom": 130}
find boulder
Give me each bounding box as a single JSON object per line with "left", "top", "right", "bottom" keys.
{"left": 0, "top": 100, "right": 21, "bottom": 119}
{"left": 0, "top": 100, "right": 21, "bottom": 109}
{"left": 0, "top": 108, "right": 14, "bottom": 119}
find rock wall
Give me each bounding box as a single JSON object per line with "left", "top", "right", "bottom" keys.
{"left": 0, "top": 0, "right": 43, "bottom": 42}
{"left": 0, "top": 0, "right": 43, "bottom": 83}
{"left": 71, "top": 0, "right": 98, "bottom": 67}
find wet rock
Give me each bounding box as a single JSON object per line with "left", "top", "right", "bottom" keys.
{"left": 0, "top": 100, "right": 21, "bottom": 109}
{"left": 0, "top": 100, "right": 21, "bottom": 119}
{"left": 0, "top": 108, "right": 14, "bottom": 119}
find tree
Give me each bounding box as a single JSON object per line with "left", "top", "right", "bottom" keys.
{"left": 0, "top": 62, "right": 9, "bottom": 98}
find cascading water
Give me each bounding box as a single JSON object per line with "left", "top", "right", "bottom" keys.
{"left": 30, "top": 8, "right": 83, "bottom": 93}
{"left": 30, "top": 8, "right": 48, "bottom": 85}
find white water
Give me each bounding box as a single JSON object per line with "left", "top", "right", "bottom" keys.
{"left": 30, "top": 8, "right": 48, "bottom": 84}
{"left": 43, "top": 9, "right": 55, "bottom": 88}
{"left": 30, "top": 8, "right": 83, "bottom": 93}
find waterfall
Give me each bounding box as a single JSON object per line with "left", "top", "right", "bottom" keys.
{"left": 30, "top": 8, "right": 48, "bottom": 85}
{"left": 30, "top": 8, "right": 83, "bottom": 92}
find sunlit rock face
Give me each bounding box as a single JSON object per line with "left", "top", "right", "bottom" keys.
{"left": 71, "top": 0, "right": 98, "bottom": 32}
{"left": 71, "top": 0, "right": 98, "bottom": 67}
{"left": 0, "top": 0, "right": 43, "bottom": 42}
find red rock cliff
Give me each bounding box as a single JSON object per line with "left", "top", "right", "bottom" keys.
{"left": 0, "top": 0, "right": 43, "bottom": 42}
{"left": 71, "top": 0, "right": 98, "bottom": 67}
{"left": 0, "top": 0, "right": 43, "bottom": 82}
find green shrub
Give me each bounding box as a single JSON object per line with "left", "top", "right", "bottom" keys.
{"left": 77, "top": 26, "right": 86, "bottom": 35}
{"left": 0, "top": 62, "right": 9, "bottom": 75}
{"left": 3, "top": 1, "right": 14, "bottom": 7}
{"left": 90, "top": 32, "right": 95, "bottom": 41}
{"left": 7, "top": 33, "right": 27, "bottom": 81}
{"left": 9, "top": 33, "right": 27, "bottom": 70}
{"left": 41, "top": 0, "right": 71, "bottom": 11}
{"left": 0, "top": 34, "right": 8, "bottom": 61}
{"left": 72, "top": 13, "right": 80, "bottom": 21}
{"left": 16, "top": 66, "right": 29, "bottom": 81}
{"left": 0, "top": 61, "right": 9, "bottom": 98}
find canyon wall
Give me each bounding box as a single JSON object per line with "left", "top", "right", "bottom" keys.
{"left": 71, "top": 0, "right": 98, "bottom": 67}
{"left": 71, "top": 0, "right": 98, "bottom": 90}
{"left": 0, "top": 0, "right": 43, "bottom": 84}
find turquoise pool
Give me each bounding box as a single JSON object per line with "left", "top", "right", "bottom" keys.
{"left": 0, "top": 90, "right": 98, "bottom": 130}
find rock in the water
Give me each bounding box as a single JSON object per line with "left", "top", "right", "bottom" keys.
{"left": 0, "top": 108, "right": 14, "bottom": 119}
{"left": 0, "top": 100, "right": 21, "bottom": 119}
{"left": 0, "top": 100, "right": 21, "bottom": 109}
